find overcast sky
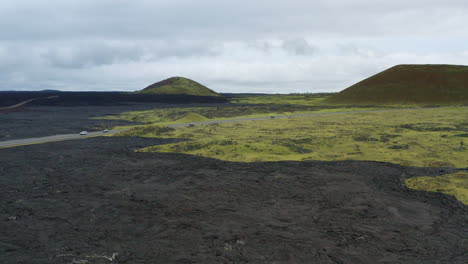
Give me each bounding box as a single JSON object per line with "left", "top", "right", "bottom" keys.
{"left": 0, "top": 0, "right": 466, "bottom": 93}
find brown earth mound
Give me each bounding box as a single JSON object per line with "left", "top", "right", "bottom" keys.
{"left": 326, "top": 64, "right": 468, "bottom": 105}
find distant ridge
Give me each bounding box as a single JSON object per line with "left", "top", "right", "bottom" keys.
{"left": 139, "top": 77, "right": 220, "bottom": 97}
{"left": 326, "top": 64, "right": 468, "bottom": 105}
{"left": 40, "top": 89, "right": 61, "bottom": 92}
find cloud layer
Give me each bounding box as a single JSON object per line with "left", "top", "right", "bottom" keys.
{"left": 0, "top": 0, "right": 467, "bottom": 92}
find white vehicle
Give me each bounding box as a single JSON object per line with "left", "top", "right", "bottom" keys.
{"left": 79, "top": 131, "right": 88, "bottom": 135}
{"left": 102, "top": 129, "right": 109, "bottom": 133}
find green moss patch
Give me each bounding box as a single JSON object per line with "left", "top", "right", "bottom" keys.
{"left": 174, "top": 112, "right": 209, "bottom": 123}
{"left": 133, "top": 107, "right": 467, "bottom": 168}
{"left": 96, "top": 105, "right": 383, "bottom": 126}
{"left": 406, "top": 172, "right": 468, "bottom": 205}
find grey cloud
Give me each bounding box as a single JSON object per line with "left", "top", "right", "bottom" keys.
{"left": 0, "top": 39, "right": 220, "bottom": 71}
{"left": 0, "top": 0, "right": 467, "bottom": 92}
{"left": 282, "top": 38, "right": 316, "bottom": 56}
{"left": 1, "top": 0, "right": 467, "bottom": 41}
{"left": 337, "top": 43, "right": 381, "bottom": 57}
{"left": 42, "top": 43, "right": 144, "bottom": 69}
{"left": 246, "top": 41, "right": 275, "bottom": 54}
{"left": 150, "top": 40, "right": 221, "bottom": 59}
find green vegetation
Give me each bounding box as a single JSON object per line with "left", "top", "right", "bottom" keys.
{"left": 326, "top": 64, "right": 468, "bottom": 105}
{"left": 174, "top": 112, "right": 209, "bottom": 123}
{"left": 100, "top": 92, "right": 467, "bottom": 204}
{"left": 406, "top": 172, "right": 468, "bottom": 205}
{"left": 128, "top": 107, "right": 467, "bottom": 168}
{"left": 138, "top": 77, "right": 220, "bottom": 96}
{"left": 229, "top": 93, "right": 334, "bottom": 106}
{"left": 98, "top": 104, "right": 382, "bottom": 126}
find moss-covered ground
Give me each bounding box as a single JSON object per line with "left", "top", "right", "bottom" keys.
{"left": 228, "top": 93, "right": 436, "bottom": 108}
{"left": 229, "top": 93, "right": 333, "bottom": 106}
{"left": 405, "top": 172, "right": 468, "bottom": 204}
{"left": 97, "top": 104, "right": 382, "bottom": 126}
{"left": 101, "top": 104, "right": 467, "bottom": 204}
{"left": 131, "top": 107, "right": 466, "bottom": 167}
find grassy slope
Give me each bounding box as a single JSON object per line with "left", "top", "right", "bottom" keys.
{"left": 139, "top": 77, "right": 220, "bottom": 97}
{"left": 326, "top": 64, "right": 468, "bottom": 105}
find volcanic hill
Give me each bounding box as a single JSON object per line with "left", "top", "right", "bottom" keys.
{"left": 139, "top": 77, "right": 220, "bottom": 97}
{"left": 326, "top": 64, "right": 468, "bottom": 105}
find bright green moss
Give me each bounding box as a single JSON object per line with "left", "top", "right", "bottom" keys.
{"left": 96, "top": 105, "right": 382, "bottom": 126}
{"left": 134, "top": 107, "right": 467, "bottom": 168}
{"left": 406, "top": 172, "right": 468, "bottom": 205}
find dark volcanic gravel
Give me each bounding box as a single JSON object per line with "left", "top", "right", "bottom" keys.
{"left": 0, "top": 137, "right": 466, "bottom": 263}
{"left": 0, "top": 103, "right": 230, "bottom": 140}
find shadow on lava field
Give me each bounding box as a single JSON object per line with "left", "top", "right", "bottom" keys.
{"left": 0, "top": 136, "right": 466, "bottom": 263}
